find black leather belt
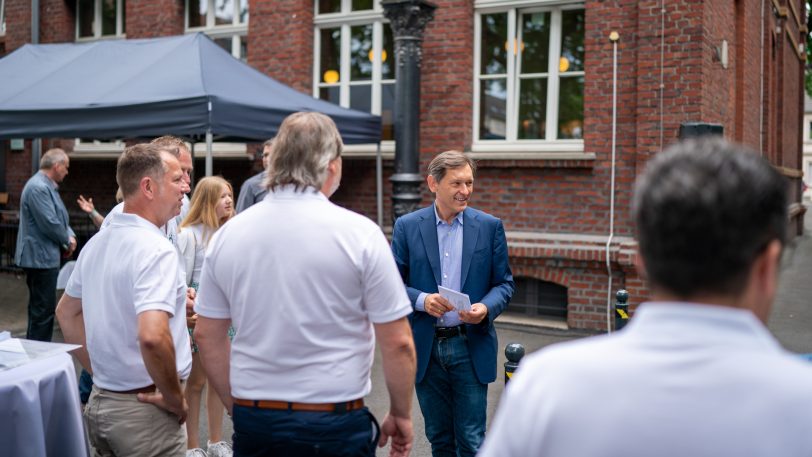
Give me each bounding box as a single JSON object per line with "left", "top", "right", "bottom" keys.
{"left": 435, "top": 325, "right": 466, "bottom": 339}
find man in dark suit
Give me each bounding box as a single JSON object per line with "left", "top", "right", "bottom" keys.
{"left": 15, "top": 148, "right": 76, "bottom": 341}
{"left": 391, "top": 150, "right": 514, "bottom": 457}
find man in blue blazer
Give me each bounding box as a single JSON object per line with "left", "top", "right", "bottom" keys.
{"left": 15, "top": 148, "right": 76, "bottom": 342}
{"left": 391, "top": 150, "right": 514, "bottom": 457}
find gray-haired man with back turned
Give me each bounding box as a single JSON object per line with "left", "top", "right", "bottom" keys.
{"left": 480, "top": 138, "right": 812, "bottom": 457}
{"left": 194, "top": 112, "right": 416, "bottom": 457}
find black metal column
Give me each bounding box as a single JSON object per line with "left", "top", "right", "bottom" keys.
{"left": 382, "top": 0, "right": 436, "bottom": 222}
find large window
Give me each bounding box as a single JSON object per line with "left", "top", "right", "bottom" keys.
{"left": 186, "top": 0, "right": 248, "bottom": 61}
{"left": 314, "top": 0, "right": 395, "bottom": 141}
{"left": 76, "top": 0, "right": 126, "bottom": 40}
{"left": 475, "top": 3, "right": 584, "bottom": 147}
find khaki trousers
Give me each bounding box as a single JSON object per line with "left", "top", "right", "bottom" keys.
{"left": 84, "top": 385, "right": 186, "bottom": 457}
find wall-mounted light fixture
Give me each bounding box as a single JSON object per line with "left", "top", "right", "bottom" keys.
{"left": 713, "top": 39, "right": 728, "bottom": 69}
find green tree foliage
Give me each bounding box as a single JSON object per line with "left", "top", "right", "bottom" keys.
{"left": 807, "top": 2, "right": 812, "bottom": 96}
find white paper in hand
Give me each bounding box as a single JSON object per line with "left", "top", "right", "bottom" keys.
{"left": 438, "top": 286, "right": 472, "bottom": 312}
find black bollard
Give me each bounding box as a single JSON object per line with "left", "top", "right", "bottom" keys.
{"left": 614, "top": 289, "right": 629, "bottom": 331}
{"left": 504, "top": 343, "right": 525, "bottom": 384}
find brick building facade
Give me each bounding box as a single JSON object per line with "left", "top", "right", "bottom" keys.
{"left": 0, "top": 0, "right": 806, "bottom": 330}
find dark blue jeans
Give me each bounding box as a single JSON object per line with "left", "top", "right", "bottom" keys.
{"left": 232, "top": 404, "right": 379, "bottom": 457}
{"left": 416, "top": 334, "right": 488, "bottom": 457}
{"left": 79, "top": 369, "right": 93, "bottom": 404}
{"left": 24, "top": 267, "right": 59, "bottom": 342}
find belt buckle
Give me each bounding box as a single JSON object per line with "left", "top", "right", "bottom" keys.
{"left": 333, "top": 401, "right": 348, "bottom": 413}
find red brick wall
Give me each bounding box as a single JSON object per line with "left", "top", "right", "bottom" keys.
{"left": 126, "top": 0, "right": 184, "bottom": 38}
{"left": 1, "top": 0, "right": 804, "bottom": 329}
{"left": 5, "top": 0, "right": 32, "bottom": 52}
{"left": 248, "top": 0, "right": 312, "bottom": 93}
{"left": 40, "top": 0, "right": 75, "bottom": 43}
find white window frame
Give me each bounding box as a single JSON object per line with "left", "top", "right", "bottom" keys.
{"left": 185, "top": 0, "right": 248, "bottom": 60}
{"left": 473, "top": 0, "right": 585, "bottom": 153}
{"left": 314, "top": 0, "right": 394, "bottom": 152}
{"left": 1, "top": 0, "right": 6, "bottom": 36}
{"left": 75, "top": 0, "right": 126, "bottom": 41}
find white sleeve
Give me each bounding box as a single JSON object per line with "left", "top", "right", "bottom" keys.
{"left": 64, "top": 252, "right": 84, "bottom": 298}
{"left": 132, "top": 246, "right": 181, "bottom": 316}
{"left": 177, "top": 229, "right": 196, "bottom": 287}
{"left": 361, "top": 227, "right": 412, "bottom": 324}
{"left": 194, "top": 234, "right": 231, "bottom": 319}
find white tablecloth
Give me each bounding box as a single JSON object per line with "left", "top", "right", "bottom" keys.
{"left": 0, "top": 352, "right": 88, "bottom": 457}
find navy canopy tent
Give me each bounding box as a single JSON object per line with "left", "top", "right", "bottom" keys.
{"left": 0, "top": 33, "right": 381, "bottom": 144}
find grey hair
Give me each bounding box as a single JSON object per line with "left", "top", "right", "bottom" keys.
{"left": 265, "top": 112, "right": 342, "bottom": 191}
{"left": 40, "top": 148, "right": 68, "bottom": 169}
{"left": 427, "top": 150, "right": 476, "bottom": 183}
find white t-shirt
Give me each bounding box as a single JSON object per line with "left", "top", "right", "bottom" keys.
{"left": 65, "top": 212, "right": 192, "bottom": 391}
{"left": 195, "top": 185, "right": 411, "bottom": 402}
{"left": 479, "top": 303, "right": 812, "bottom": 457}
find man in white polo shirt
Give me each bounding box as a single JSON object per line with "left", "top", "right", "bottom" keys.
{"left": 194, "top": 112, "right": 417, "bottom": 457}
{"left": 57, "top": 143, "right": 192, "bottom": 457}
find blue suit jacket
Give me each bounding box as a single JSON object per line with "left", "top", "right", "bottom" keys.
{"left": 392, "top": 205, "right": 514, "bottom": 384}
{"left": 15, "top": 172, "right": 75, "bottom": 269}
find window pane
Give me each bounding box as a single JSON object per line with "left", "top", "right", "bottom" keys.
{"left": 350, "top": 85, "right": 372, "bottom": 113}
{"left": 381, "top": 82, "right": 395, "bottom": 141}
{"left": 239, "top": 0, "right": 248, "bottom": 23}
{"left": 520, "top": 12, "right": 550, "bottom": 74}
{"left": 320, "top": 28, "right": 341, "bottom": 83}
{"left": 560, "top": 9, "right": 585, "bottom": 73}
{"left": 350, "top": 24, "right": 373, "bottom": 81}
{"left": 479, "top": 79, "right": 507, "bottom": 140}
{"left": 480, "top": 13, "right": 507, "bottom": 76}
{"left": 214, "top": 36, "right": 232, "bottom": 54}
{"left": 239, "top": 35, "right": 247, "bottom": 62}
{"left": 121, "top": 1, "right": 125, "bottom": 34}
{"left": 78, "top": 0, "right": 94, "bottom": 37}
{"left": 319, "top": 86, "right": 340, "bottom": 105}
{"left": 352, "top": 0, "right": 373, "bottom": 11}
{"left": 188, "top": 0, "right": 206, "bottom": 28}
{"left": 381, "top": 24, "right": 394, "bottom": 80}
{"left": 517, "top": 77, "right": 547, "bottom": 140}
{"left": 101, "top": 0, "right": 116, "bottom": 36}
{"left": 215, "top": 0, "right": 233, "bottom": 25}
{"left": 318, "top": 0, "right": 340, "bottom": 14}
{"left": 558, "top": 76, "right": 584, "bottom": 139}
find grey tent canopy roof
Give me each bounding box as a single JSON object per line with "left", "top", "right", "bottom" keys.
{"left": 0, "top": 33, "right": 381, "bottom": 144}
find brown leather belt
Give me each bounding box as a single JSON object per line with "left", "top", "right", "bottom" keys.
{"left": 232, "top": 398, "right": 364, "bottom": 413}
{"left": 104, "top": 384, "right": 157, "bottom": 394}
{"left": 435, "top": 325, "right": 466, "bottom": 339}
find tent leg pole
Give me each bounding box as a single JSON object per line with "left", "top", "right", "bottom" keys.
{"left": 376, "top": 142, "right": 383, "bottom": 229}
{"left": 205, "top": 130, "right": 213, "bottom": 177}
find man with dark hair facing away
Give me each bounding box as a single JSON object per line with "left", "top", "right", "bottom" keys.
{"left": 480, "top": 138, "right": 812, "bottom": 457}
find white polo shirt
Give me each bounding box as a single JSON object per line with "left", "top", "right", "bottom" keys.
{"left": 65, "top": 212, "right": 192, "bottom": 391}
{"left": 480, "top": 303, "right": 812, "bottom": 457}
{"left": 196, "top": 185, "right": 411, "bottom": 402}
{"left": 102, "top": 202, "right": 180, "bottom": 248}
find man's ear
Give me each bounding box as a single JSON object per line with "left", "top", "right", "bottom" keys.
{"left": 633, "top": 249, "right": 648, "bottom": 281}
{"left": 747, "top": 239, "right": 782, "bottom": 322}
{"left": 427, "top": 175, "right": 438, "bottom": 193}
{"left": 140, "top": 176, "right": 154, "bottom": 200}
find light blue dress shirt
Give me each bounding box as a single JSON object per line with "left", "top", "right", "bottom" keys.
{"left": 416, "top": 203, "right": 464, "bottom": 327}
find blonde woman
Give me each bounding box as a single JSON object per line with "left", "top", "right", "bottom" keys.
{"left": 178, "top": 176, "right": 234, "bottom": 457}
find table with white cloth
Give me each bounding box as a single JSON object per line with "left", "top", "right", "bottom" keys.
{"left": 0, "top": 352, "right": 89, "bottom": 457}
